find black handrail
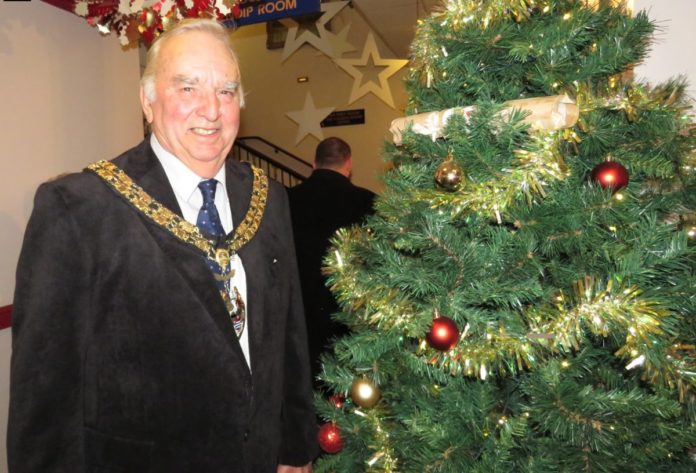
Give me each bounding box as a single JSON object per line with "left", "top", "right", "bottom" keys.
{"left": 230, "top": 136, "right": 313, "bottom": 188}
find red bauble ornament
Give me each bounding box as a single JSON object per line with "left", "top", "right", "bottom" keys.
{"left": 591, "top": 161, "right": 629, "bottom": 192}
{"left": 318, "top": 422, "right": 343, "bottom": 454}
{"left": 426, "top": 316, "right": 459, "bottom": 351}
{"left": 329, "top": 393, "right": 345, "bottom": 409}
{"left": 232, "top": 3, "right": 242, "bottom": 18}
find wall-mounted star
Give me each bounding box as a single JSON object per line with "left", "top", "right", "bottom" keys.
{"left": 327, "top": 24, "right": 357, "bottom": 57}
{"left": 286, "top": 92, "right": 335, "bottom": 145}
{"left": 333, "top": 31, "right": 409, "bottom": 109}
{"left": 281, "top": 1, "right": 353, "bottom": 61}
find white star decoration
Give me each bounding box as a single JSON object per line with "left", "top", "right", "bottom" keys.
{"left": 286, "top": 92, "right": 335, "bottom": 145}
{"left": 281, "top": 1, "right": 354, "bottom": 62}
{"left": 326, "top": 23, "right": 358, "bottom": 57}
{"left": 333, "top": 31, "right": 409, "bottom": 109}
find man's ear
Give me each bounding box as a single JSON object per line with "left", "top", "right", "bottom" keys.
{"left": 140, "top": 86, "right": 154, "bottom": 124}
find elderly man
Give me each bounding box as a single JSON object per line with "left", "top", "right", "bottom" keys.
{"left": 8, "top": 19, "right": 317, "bottom": 472}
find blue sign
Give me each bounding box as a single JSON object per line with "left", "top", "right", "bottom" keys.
{"left": 225, "top": 0, "right": 321, "bottom": 27}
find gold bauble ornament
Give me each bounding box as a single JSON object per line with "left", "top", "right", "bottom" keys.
{"left": 350, "top": 377, "right": 381, "bottom": 408}
{"left": 435, "top": 152, "right": 463, "bottom": 191}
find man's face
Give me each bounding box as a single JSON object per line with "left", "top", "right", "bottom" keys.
{"left": 141, "top": 31, "right": 242, "bottom": 177}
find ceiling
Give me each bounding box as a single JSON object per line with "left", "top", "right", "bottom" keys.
{"left": 349, "top": 0, "right": 443, "bottom": 58}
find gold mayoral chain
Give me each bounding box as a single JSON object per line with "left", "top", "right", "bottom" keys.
{"left": 87, "top": 160, "right": 268, "bottom": 325}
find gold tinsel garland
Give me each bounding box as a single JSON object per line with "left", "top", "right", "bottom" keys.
{"left": 423, "top": 131, "right": 568, "bottom": 222}
{"left": 326, "top": 225, "right": 695, "bottom": 394}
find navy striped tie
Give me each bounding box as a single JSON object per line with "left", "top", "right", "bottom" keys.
{"left": 196, "top": 179, "right": 245, "bottom": 337}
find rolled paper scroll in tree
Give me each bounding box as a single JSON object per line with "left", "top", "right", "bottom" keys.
{"left": 390, "top": 95, "right": 580, "bottom": 145}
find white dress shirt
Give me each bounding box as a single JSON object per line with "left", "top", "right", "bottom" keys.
{"left": 150, "top": 134, "right": 250, "bottom": 368}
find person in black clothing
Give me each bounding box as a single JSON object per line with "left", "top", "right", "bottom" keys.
{"left": 288, "top": 137, "right": 376, "bottom": 385}
{"left": 8, "top": 19, "right": 317, "bottom": 473}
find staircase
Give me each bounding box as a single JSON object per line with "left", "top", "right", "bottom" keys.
{"left": 230, "top": 136, "right": 313, "bottom": 188}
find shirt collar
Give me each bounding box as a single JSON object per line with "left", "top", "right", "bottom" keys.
{"left": 150, "top": 134, "right": 227, "bottom": 204}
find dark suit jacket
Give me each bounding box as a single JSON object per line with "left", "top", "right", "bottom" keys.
{"left": 287, "top": 169, "right": 376, "bottom": 380}
{"left": 8, "top": 139, "right": 318, "bottom": 472}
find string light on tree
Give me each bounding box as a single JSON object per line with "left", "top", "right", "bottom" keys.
{"left": 686, "top": 225, "right": 696, "bottom": 243}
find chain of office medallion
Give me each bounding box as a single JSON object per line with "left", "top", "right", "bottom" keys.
{"left": 86, "top": 160, "right": 268, "bottom": 261}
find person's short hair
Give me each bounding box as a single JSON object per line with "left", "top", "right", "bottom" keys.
{"left": 140, "top": 18, "right": 245, "bottom": 107}
{"left": 315, "top": 137, "right": 351, "bottom": 169}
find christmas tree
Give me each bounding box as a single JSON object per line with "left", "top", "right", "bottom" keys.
{"left": 314, "top": 0, "right": 696, "bottom": 471}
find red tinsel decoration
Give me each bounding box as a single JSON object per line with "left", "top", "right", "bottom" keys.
{"left": 87, "top": 1, "right": 118, "bottom": 17}
{"left": 141, "top": 28, "right": 156, "bottom": 45}
{"left": 56, "top": 0, "right": 243, "bottom": 47}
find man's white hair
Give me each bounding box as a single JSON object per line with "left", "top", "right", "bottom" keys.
{"left": 140, "top": 18, "right": 245, "bottom": 108}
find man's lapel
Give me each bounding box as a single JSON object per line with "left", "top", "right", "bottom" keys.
{"left": 118, "top": 140, "right": 246, "bottom": 356}
{"left": 226, "top": 160, "right": 268, "bottom": 372}
{"left": 119, "top": 139, "right": 181, "bottom": 216}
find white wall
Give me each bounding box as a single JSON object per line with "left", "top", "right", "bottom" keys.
{"left": 0, "top": 2, "right": 142, "bottom": 471}
{"left": 633, "top": 0, "right": 696, "bottom": 105}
